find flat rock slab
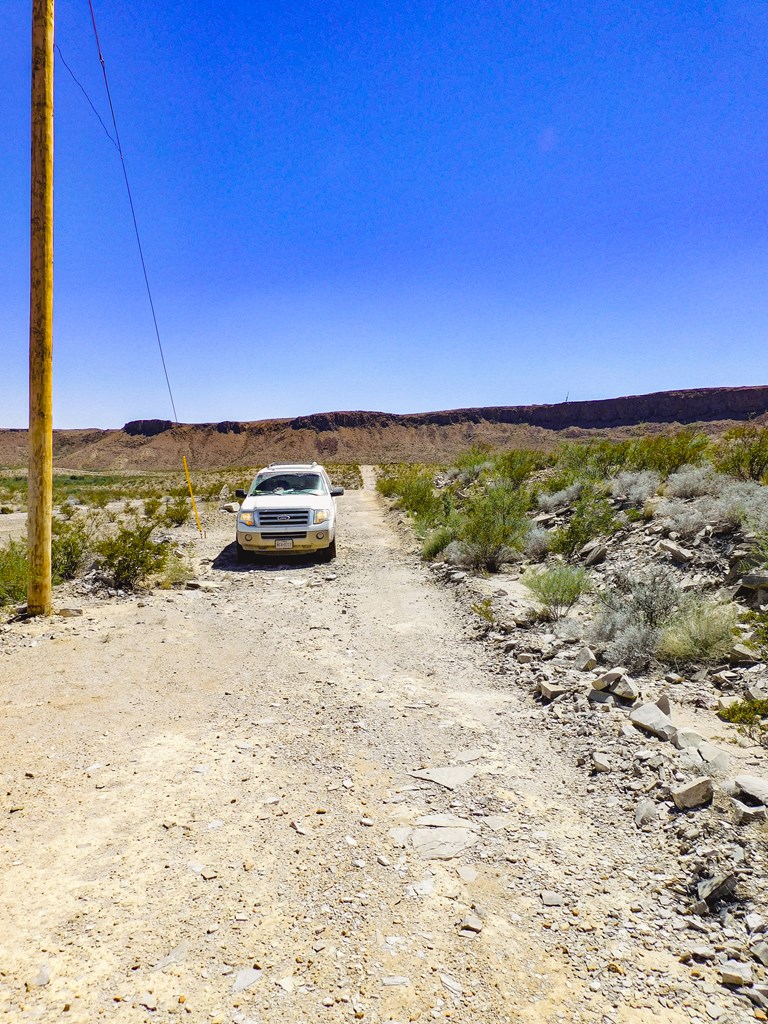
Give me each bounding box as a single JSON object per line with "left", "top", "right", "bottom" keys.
{"left": 411, "top": 826, "right": 479, "bottom": 860}
{"left": 151, "top": 940, "right": 189, "bottom": 972}
{"left": 735, "top": 775, "right": 768, "bottom": 805}
{"left": 416, "top": 813, "right": 475, "bottom": 828}
{"left": 698, "top": 741, "right": 730, "bottom": 774}
{"left": 698, "top": 873, "right": 737, "bottom": 905}
{"left": 659, "top": 539, "right": 694, "bottom": 563}
{"left": 454, "top": 748, "right": 486, "bottom": 764}
{"left": 480, "top": 814, "right": 510, "bottom": 831}
{"left": 540, "top": 890, "right": 564, "bottom": 907}
{"left": 408, "top": 766, "right": 477, "bottom": 790}
{"left": 629, "top": 703, "right": 677, "bottom": 742}
{"left": 674, "top": 729, "right": 705, "bottom": 750}
{"left": 232, "top": 968, "right": 262, "bottom": 993}
{"left": 742, "top": 571, "right": 768, "bottom": 589}
{"left": 671, "top": 777, "right": 714, "bottom": 810}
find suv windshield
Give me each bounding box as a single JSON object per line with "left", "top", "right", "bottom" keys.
{"left": 250, "top": 473, "right": 327, "bottom": 496}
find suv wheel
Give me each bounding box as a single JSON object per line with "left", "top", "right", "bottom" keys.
{"left": 323, "top": 538, "right": 337, "bottom": 561}
{"left": 235, "top": 540, "right": 248, "bottom": 564}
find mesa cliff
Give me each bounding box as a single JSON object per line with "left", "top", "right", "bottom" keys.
{"left": 1, "top": 386, "right": 767, "bottom": 470}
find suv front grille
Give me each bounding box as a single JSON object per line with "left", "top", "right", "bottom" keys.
{"left": 258, "top": 509, "right": 311, "bottom": 527}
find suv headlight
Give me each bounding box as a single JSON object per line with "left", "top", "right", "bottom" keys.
{"left": 313, "top": 509, "right": 330, "bottom": 525}
{"left": 239, "top": 511, "right": 255, "bottom": 527}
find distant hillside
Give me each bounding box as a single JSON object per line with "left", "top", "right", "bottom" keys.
{"left": 1, "top": 386, "right": 767, "bottom": 470}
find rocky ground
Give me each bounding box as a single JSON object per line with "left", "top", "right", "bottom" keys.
{"left": 1, "top": 471, "right": 767, "bottom": 1023}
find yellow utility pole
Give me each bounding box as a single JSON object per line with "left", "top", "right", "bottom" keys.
{"left": 27, "top": 0, "right": 55, "bottom": 615}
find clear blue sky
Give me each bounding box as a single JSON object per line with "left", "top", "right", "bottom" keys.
{"left": 1, "top": 0, "right": 767, "bottom": 428}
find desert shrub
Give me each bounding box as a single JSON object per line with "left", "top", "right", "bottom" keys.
{"left": 522, "top": 565, "right": 591, "bottom": 620}
{"left": 96, "top": 519, "right": 167, "bottom": 590}
{"left": 0, "top": 540, "right": 28, "bottom": 606}
{"left": 740, "top": 611, "right": 768, "bottom": 660}
{"left": 459, "top": 483, "right": 529, "bottom": 571}
{"left": 657, "top": 599, "right": 739, "bottom": 665}
{"left": 377, "top": 468, "right": 441, "bottom": 525}
{"left": 163, "top": 494, "right": 190, "bottom": 527}
{"left": 661, "top": 481, "right": 768, "bottom": 538}
{"left": 591, "top": 567, "right": 682, "bottom": 670}
{"left": 550, "top": 487, "right": 617, "bottom": 557}
{"left": 522, "top": 524, "right": 550, "bottom": 561}
{"left": 443, "top": 540, "right": 473, "bottom": 567}
{"left": 660, "top": 499, "right": 708, "bottom": 538}
{"left": 398, "top": 475, "right": 441, "bottom": 524}
{"left": 422, "top": 526, "right": 456, "bottom": 560}
{"left": 607, "top": 620, "right": 661, "bottom": 672}
{"left": 453, "top": 446, "right": 494, "bottom": 483}
{"left": 719, "top": 698, "right": 768, "bottom": 747}
{"left": 538, "top": 482, "right": 582, "bottom": 512}
{"left": 494, "top": 449, "right": 546, "bottom": 488}
{"left": 626, "top": 431, "right": 710, "bottom": 476}
{"left": 143, "top": 496, "right": 162, "bottom": 519}
{"left": 159, "top": 551, "right": 194, "bottom": 589}
{"left": 665, "top": 464, "right": 725, "bottom": 499}
{"left": 715, "top": 424, "right": 768, "bottom": 482}
{"left": 611, "top": 470, "right": 661, "bottom": 505}
{"left": 720, "top": 481, "right": 768, "bottom": 534}
{"left": 550, "top": 440, "right": 632, "bottom": 484}
{"left": 51, "top": 516, "right": 94, "bottom": 581}
{"left": 471, "top": 597, "right": 496, "bottom": 625}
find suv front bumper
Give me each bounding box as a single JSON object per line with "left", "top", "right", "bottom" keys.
{"left": 236, "top": 525, "right": 334, "bottom": 553}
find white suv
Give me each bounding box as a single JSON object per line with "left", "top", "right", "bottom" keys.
{"left": 235, "top": 463, "right": 343, "bottom": 562}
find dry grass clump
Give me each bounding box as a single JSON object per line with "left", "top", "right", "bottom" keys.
{"left": 657, "top": 600, "right": 739, "bottom": 665}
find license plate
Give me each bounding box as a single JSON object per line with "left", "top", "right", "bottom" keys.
{"left": 275, "top": 539, "right": 293, "bottom": 550}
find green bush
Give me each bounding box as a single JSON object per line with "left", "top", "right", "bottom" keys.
{"left": 549, "top": 440, "right": 631, "bottom": 485}
{"left": 422, "top": 525, "right": 457, "bottom": 560}
{"left": 550, "top": 486, "right": 617, "bottom": 557}
{"left": 459, "top": 484, "right": 529, "bottom": 571}
{"left": 0, "top": 540, "right": 28, "bottom": 606}
{"left": 715, "top": 424, "right": 768, "bottom": 482}
{"left": 743, "top": 610, "right": 768, "bottom": 656}
{"left": 163, "top": 494, "right": 191, "bottom": 527}
{"left": 493, "top": 449, "right": 546, "bottom": 488}
{"left": 143, "top": 496, "right": 162, "bottom": 519}
{"left": 52, "top": 516, "right": 94, "bottom": 581}
{"left": 625, "top": 431, "right": 710, "bottom": 476}
{"left": 377, "top": 468, "right": 442, "bottom": 525}
{"left": 96, "top": 519, "right": 167, "bottom": 590}
{"left": 657, "top": 599, "right": 739, "bottom": 665}
{"left": 718, "top": 697, "right": 768, "bottom": 747}
{"left": 522, "top": 565, "right": 591, "bottom": 620}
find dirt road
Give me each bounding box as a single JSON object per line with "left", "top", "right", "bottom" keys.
{"left": 0, "top": 478, "right": 734, "bottom": 1023}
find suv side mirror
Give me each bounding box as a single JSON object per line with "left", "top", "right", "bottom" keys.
{"left": 235, "top": 489, "right": 247, "bottom": 499}
{"left": 330, "top": 486, "right": 344, "bottom": 497}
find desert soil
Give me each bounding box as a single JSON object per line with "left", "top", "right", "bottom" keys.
{"left": 0, "top": 472, "right": 741, "bottom": 1023}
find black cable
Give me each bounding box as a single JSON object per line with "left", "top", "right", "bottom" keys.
{"left": 86, "top": 0, "right": 180, "bottom": 424}
{"left": 55, "top": 44, "right": 119, "bottom": 151}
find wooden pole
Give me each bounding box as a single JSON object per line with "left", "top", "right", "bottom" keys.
{"left": 27, "top": 0, "right": 55, "bottom": 616}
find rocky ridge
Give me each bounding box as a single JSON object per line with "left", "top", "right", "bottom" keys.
{"left": 410, "top": 488, "right": 768, "bottom": 1020}
{"left": 1, "top": 385, "right": 767, "bottom": 469}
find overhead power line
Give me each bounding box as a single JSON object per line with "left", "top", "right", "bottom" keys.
{"left": 86, "top": 0, "right": 180, "bottom": 424}
{"left": 54, "top": 43, "right": 118, "bottom": 151}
